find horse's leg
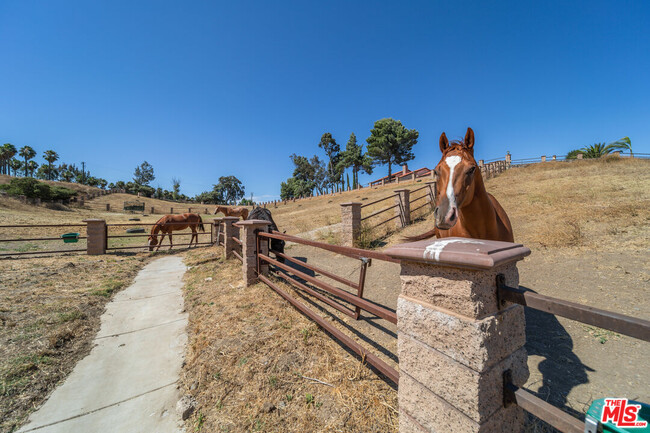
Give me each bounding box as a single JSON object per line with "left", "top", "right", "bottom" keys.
{"left": 169, "top": 233, "right": 173, "bottom": 250}
{"left": 156, "top": 234, "right": 165, "bottom": 251}
{"left": 190, "top": 227, "right": 197, "bottom": 248}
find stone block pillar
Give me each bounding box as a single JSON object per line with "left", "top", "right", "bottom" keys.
{"left": 505, "top": 153, "right": 511, "bottom": 167}
{"left": 425, "top": 181, "right": 437, "bottom": 210}
{"left": 234, "top": 220, "right": 271, "bottom": 286}
{"left": 541, "top": 155, "right": 546, "bottom": 162}
{"left": 222, "top": 216, "right": 241, "bottom": 259}
{"left": 84, "top": 219, "right": 107, "bottom": 255}
{"left": 340, "top": 202, "right": 361, "bottom": 247}
{"left": 385, "top": 238, "right": 531, "bottom": 433}
{"left": 394, "top": 189, "right": 411, "bottom": 227}
{"left": 79, "top": 196, "right": 85, "bottom": 206}
{"left": 577, "top": 153, "right": 583, "bottom": 159}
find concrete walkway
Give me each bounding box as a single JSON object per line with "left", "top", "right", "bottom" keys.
{"left": 19, "top": 256, "right": 188, "bottom": 433}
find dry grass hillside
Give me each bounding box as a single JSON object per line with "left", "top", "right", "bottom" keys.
{"left": 0, "top": 174, "right": 103, "bottom": 196}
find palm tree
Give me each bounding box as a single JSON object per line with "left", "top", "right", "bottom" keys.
{"left": 9, "top": 158, "right": 22, "bottom": 176}
{"left": 60, "top": 170, "right": 74, "bottom": 182}
{"left": 580, "top": 137, "right": 633, "bottom": 159}
{"left": 18, "top": 146, "right": 36, "bottom": 176}
{"left": 25, "top": 161, "right": 39, "bottom": 177}
{"left": 609, "top": 137, "right": 633, "bottom": 157}
{"left": 43, "top": 150, "right": 59, "bottom": 180}
{"left": 1, "top": 143, "right": 17, "bottom": 175}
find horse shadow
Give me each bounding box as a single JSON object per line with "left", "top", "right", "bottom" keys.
{"left": 522, "top": 285, "right": 594, "bottom": 418}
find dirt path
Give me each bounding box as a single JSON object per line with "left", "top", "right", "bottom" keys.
{"left": 17, "top": 256, "right": 188, "bottom": 433}
{"left": 283, "top": 242, "right": 649, "bottom": 421}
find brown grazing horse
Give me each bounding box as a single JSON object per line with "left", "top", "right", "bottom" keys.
{"left": 407, "top": 127, "right": 514, "bottom": 242}
{"left": 148, "top": 213, "right": 205, "bottom": 251}
{"left": 213, "top": 205, "right": 249, "bottom": 220}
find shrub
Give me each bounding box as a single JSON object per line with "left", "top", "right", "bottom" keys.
{"left": 0, "top": 178, "right": 77, "bottom": 200}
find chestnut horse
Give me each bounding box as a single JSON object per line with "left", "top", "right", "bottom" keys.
{"left": 148, "top": 213, "right": 205, "bottom": 251}
{"left": 213, "top": 205, "right": 249, "bottom": 220}
{"left": 407, "top": 127, "right": 514, "bottom": 242}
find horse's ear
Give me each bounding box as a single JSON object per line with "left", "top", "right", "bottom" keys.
{"left": 439, "top": 132, "right": 449, "bottom": 153}
{"left": 464, "top": 127, "right": 475, "bottom": 152}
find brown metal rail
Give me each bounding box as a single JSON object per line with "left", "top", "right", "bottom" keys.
{"left": 497, "top": 276, "right": 650, "bottom": 342}
{"left": 232, "top": 250, "right": 243, "bottom": 262}
{"left": 259, "top": 231, "right": 399, "bottom": 264}
{"left": 373, "top": 214, "right": 400, "bottom": 228}
{"left": 271, "top": 250, "right": 360, "bottom": 290}
{"left": 107, "top": 222, "right": 214, "bottom": 227}
{"left": 0, "top": 248, "right": 86, "bottom": 257}
{"left": 0, "top": 236, "right": 88, "bottom": 242}
{"left": 360, "top": 193, "right": 397, "bottom": 209}
{"left": 0, "top": 223, "right": 86, "bottom": 228}
{"left": 273, "top": 270, "right": 357, "bottom": 318}
{"left": 232, "top": 236, "right": 242, "bottom": 245}
{"left": 107, "top": 232, "right": 210, "bottom": 239}
{"left": 259, "top": 253, "right": 397, "bottom": 324}
{"left": 258, "top": 273, "right": 399, "bottom": 384}
{"left": 408, "top": 193, "right": 428, "bottom": 205}
{"left": 411, "top": 200, "right": 432, "bottom": 214}
{"left": 410, "top": 184, "right": 429, "bottom": 193}
{"left": 106, "top": 242, "right": 213, "bottom": 251}
{"left": 504, "top": 372, "right": 583, "bottom": 433}
{"left": 361, "top": 204, "right": 398, "bottom": 222}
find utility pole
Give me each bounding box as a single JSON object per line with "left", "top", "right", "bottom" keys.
{"left": 81, "top": 162, "right": 86, "bottom": 184}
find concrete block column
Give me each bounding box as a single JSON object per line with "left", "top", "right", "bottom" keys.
{"left": 84, "top": 219, "right": 107, "bottom": 255}
{"left": 541, "top": 155, "right": 546, "bottom": 162}
{"left": 394, "top": 189, "right": 411, "bottom": 227}
{"left": 221, "top": 216, "right": 241, "bottom": 259}
{"left": 340, "top": 202, "right": 361, "bottom": 247}
{"left": 385, "top": 238, "right": 531, "bottom": 433}
{"left": 234, "top": 220, "right": 271, "bottom": 286}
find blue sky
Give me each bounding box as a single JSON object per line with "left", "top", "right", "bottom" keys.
{"left": 1, "top": 1, "right": 648, "bottom": 199}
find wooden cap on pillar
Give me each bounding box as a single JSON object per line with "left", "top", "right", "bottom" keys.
{"left": 385, "top": 237, "right": 530, "bottom": 270}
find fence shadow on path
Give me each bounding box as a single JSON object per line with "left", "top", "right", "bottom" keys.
{"left": 522, "top": 285, "right": 594, "bottom": 420}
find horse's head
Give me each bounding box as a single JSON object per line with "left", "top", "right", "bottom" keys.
{"left": 432, "top": 127, "right": 480, "bottom": 230}
{"left": 147, "top": 235, "right": 158, "bottom": 251}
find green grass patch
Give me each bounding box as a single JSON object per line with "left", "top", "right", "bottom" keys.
{"left": 90, "top": 278, "right": 125, "bottom": 297}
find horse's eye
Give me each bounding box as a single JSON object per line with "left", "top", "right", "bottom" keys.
{"left": 466, "top": 166, "right": 476, "bottom": 176}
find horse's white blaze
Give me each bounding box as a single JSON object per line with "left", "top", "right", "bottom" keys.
{"left": 445, "top": 155, "right": 462, "bottom": 211}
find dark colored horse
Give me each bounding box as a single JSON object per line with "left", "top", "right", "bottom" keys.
{"left": 248, "top": 206, "right": 285, "bottom": 263}
{"left": 148, "top": 213, "right": 205, "bottom": 251}
{"left": 407, "top": 127, "right": 514, "bottom": 242}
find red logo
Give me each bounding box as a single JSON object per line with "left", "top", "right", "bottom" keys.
{"left": 601, "top": 398, "right": 647, "bottom": 428}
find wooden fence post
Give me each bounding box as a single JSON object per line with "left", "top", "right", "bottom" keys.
{"left": 170, "top": 207, "right": 174, "bottom": 213}
{"left": 385, "top": 238, "right": 531, "bottom": 433}
{"left": 340, "top": 202, "right": 361, "bottom": 247}
{"left": 234, "top": 219, "right": 271, "bottom": 286}
{"left": 222, "top": 216, "right": 240, "bottom": 260}
{"left": 106, "top": 204, "right": 110, "bottom": 211}
{"left": 84, "top": 219, "right": 107, "bottom": 255}
{"left": 212, "top": 217, "right": 222, "bottom": 246}
{"left": 425, "top": 181, "right": 437, "bottom": 210}
{"left": 394, "top": 189, "right": 410, "bottom": 227}
{"left": 150, "top": 206, "right": 154, "bottom": 214}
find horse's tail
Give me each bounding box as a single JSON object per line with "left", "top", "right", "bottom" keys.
{"left": 198, "top": 215, "right": 205, "bottom": 232}
{"left": 402, "top": 228, "right": 437, "bottom": 242}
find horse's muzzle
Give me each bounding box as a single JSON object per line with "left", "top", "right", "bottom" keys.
{"left": 435, "top": 206, "right": 458, "bottom": 230}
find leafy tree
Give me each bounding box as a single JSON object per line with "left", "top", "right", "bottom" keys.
{"left": 0, "top": 177, "right": 76, "bottom": 200}
{"left": 43, "top": 150, "right": 59, "bottom": 180}
{"left": 318, "top": 132, "right": 342, "bottom": 192}
{"left": 280, "top": 177, "right": 313, "bottom": 200}
{"left": 213, "top": 175, "right": 245, "bottom": 204}
{"left": 133, "top": 161, "right": 155, "bottom": 186}
{"left": 98, "top": 178, "right": 108, "bottom": 189}
{"left": 366, "top": 118, "right": 419, "bottom": 177}
{"left": 338, "top": 133, "right": 373, "bottom": 189}
{"left": 19, "top": 146, "right": 36, "bottom": 177}
{"left": 36, "top": 164, "right": 59, "bottom": 181}
{"left": 172, "top": 178, "right": 181, "bottom": 200}
{"left": 9, "top": 158, "right": 22, "bottom": 176}
{"left": 239, "top": 197, "right": 254, "bottom": 206}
